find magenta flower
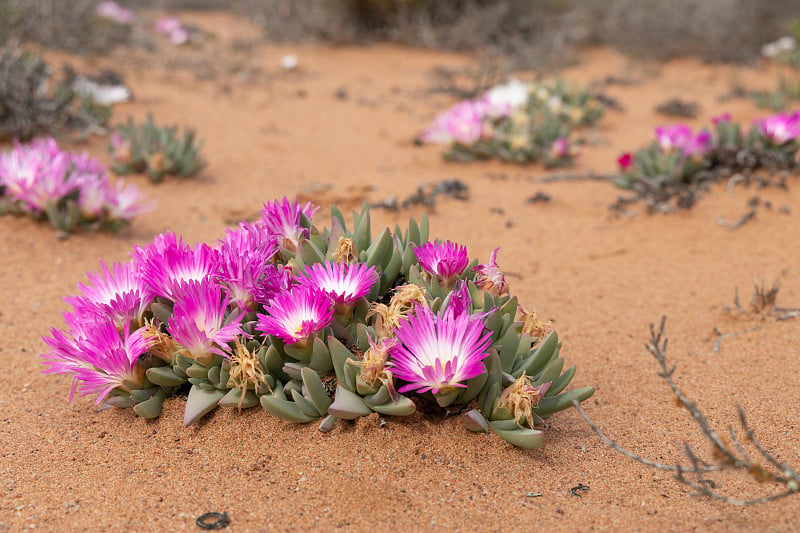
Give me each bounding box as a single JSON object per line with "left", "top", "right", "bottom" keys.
{"left": 443, "top": 280, "right": 472, "bottom": 317}
{"left": 167, "top": 280, "right": 246, "bottom": 362}
{"left": 137, "top": 237, "right": 221, "bottom": 301}
{"left": 155, "top": 17, "right": 189, "bottom": 45}
{"left": 711, "top": 113, "right": 732, "bottom": 125}
{"left": 389, "top": 306, "right": 492, "bottom": 395}
{"left": 654, "top": 124, "right": 693, "bottom": 152}
{"left": 617, "top": 152, "right": 633, "bottom": 171}
{"left": 421, "top": 100, "right": 485, "bottom": 145}
{"left": 0, "top": 137, "right": 73, "bottom": 213}
{"left": 550, "top": 136, "right": 571, "bottom": 160}
{"left": 252, "top": 264, "right": 294, "bottom": 306}
{"left": 41, "top": 318, "right": 148, "bottom": 404}
{"left": 95, "top": 1, "right": 134, "bottom": 25}
{"left": 260, "top": 197, "right": 319, "bottom": 251}
{"left": 297, "top": 260, "right": 379, "bottom": 307}
{"left": 256, "top": 288, "right": 333, "bottom": 345}
{"left": 64, "top": 260, "right": 153, "bottom": 329}
{"left": 105, "top": 179, "right": 153, "bottom": 222}
{"left": 682, "top": 130, "right": 713, "bottom": 157}
{"left": 654, "top": 124, "right": 712, "bottom": 156}
{"left": 471, "top": 247, "right": 508, "bottom": 296}
{"left": 755, "top": 112, "right": 800, "bottom": 145}
{"left": 215, "top": 221, "right": 279, "bottom": 309}
{"left": 414, "top": 240, "right": 469, "bottom": 287}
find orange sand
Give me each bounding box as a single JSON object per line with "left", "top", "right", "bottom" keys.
{"left": 1, "top": 11, "right": 799, "bottom": 532}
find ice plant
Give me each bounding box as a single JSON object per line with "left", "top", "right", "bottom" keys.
{"left": 138, "top": 240, "right": 220, "bottom": 301}
{"left": 95, "top": 1, "right": 134, "bottom": 25}
{"left": 256, "top": 287, "right": 334, "bottom": 346}
{"left": 389, "top": 306, "right": 492, "bottom": 396}
{"left": 41, "top": 199, "right": 594, "bottom": 448}
{"left": 414, "top": 240, "right": 469, "bottom": 288}
{"left": 64, "top": 260, "right": 152, "bottom": 330}
{"left": 260, "top": 197, "right": 319, "bottom": 252}
{"left": 421, "top": 77, "right": 603, "bottom": 165}
{"left": 755, "top": 112, "right": 800, "bottom": 145}
{"left": 421, "top": 100, "right": 485, "bottom": 145}
{"left": 482, "top": 79, "right": 529, "bottom": 118}
{"left": 42, "top": 318, "right": 147, "bottom": 404}
{"left": 297, "top": 260, "right": 379, "bottom": 310}
{"left": 109, "top": 114, "right": 206, "bottom": 182}
{"left": 496, "top": 374, "right": 552, "bottom": 429}
{"left": 216, "top": 221, "right": 279, "bottom": 310}
{"left": 0, "top": 137, "right": 150, "bottom": 233}
{"left": 616, "top": 112, "right": 800, "bottom": 208}
{"left": 168, "top": 280, "right": 246, "bottom": 364}
{"left": 472, "top": 247, "right": 508, "bottom": 297}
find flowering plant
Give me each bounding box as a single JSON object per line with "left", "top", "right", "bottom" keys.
{"left": 421, "top": 78, "right": 604, "bottom": 167}
{"left": 615, "top": 111, "right": 800, "bottom": 190}
{"left": 0, "top": 137, "right": 151, "bottom": 233}
{"left": 109, "top": 114, "right": 206, "bottom": 183}
{"left": 42, "top": 197, "right": 593, "bottom": 449}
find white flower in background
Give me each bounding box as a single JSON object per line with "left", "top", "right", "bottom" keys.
{"left": 762, "top": 36, "right": 797, "bottom": 58}
{"left": 481, "top": 79, "right": 529, "bottom": 118}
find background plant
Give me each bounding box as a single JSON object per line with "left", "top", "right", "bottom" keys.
{"left": 612, "top": 112, "right": 800, "bottom": 211}
{"left": 421, "top": 78, "right": 603, "bottom": 167}
{"left": 109, "top": 114, "right": 206, "bottom": 183}
{"left": 0, "top": 44, "right": 111, "bottom": 141}
{"left": 0, "top": 136, "right": 151, "bottom": 234}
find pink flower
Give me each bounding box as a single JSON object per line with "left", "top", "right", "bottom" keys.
{"left": 297, "top": 260, "right": 379, "bottom": 307}
{"left": 683, "top": 130, "right": 713, "bottom": 157}
{"left": 256, "top": 288, "right": 333, "bottom": 345}
{"left": 155, "top": 17, "right": 182, "bottom": 34}
{"left": 654, "top": 124, "right": 693, "bottom": 152}
{"left": 260, "top": 197, "right": 319, "bottom": 251}
{"left": 64, "top": 260, "right": 153, "bottom": 329}
{"left": 136, "top": 237, "right": 221, "bottom": 301}
{"left": 414, "top": 240, "right": 469, "bottom": 287}
{"left": 155, "top": 17, "right": 189, "bottom": 45}
{"left": 105, "top": 179, "right": 154, "bottom": 222}
{"left": 95, "top": 1, "right": 134, "bottom": 25}
{"left": 0, "top": 137, "right": 73, "bottom": 213}
{"left": 654, "top": 124, "right": 712, "bottom": 156}
{"left": 755, "top": 112, "right": 800, "bottom": 145}
{"left": 711, "top": 113, "right": 732, "bottom": 125}
{"left": 617, "top": 152, "right": 633, "bottom": 171}
{"left": 388, "top": 306, "right": 492, "bottom": 395}
{"left": 41, "top": 318, "right": 148, "bottom": 404}
{"left": 421, "top": 100, "right": 485, "bottom": 145}
{"left": 215, "top": 221, "right": 280, "bottom": 309}
{"left": 443, "top": 280, "right": 472, "bottom": 317}
{"left": 550, "top": 136, "right": 571, "bottom": 159}
{"left": 167, "top": 280, "right": 246, "bottom": 362}
{"left": 471, "top": 247, "right": 508, "bottom": 296}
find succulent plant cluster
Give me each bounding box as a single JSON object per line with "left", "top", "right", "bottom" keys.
{"left": 109, "top": 114, "right": 206, "bottom": 183}
{"left": 421, "top": 78, "right": 604, "bottom": 167}
{"left": 0, "top": 45, "right": 111, "bottom": 141}
{"left": 615, "top": 112, "right": 800, "bottom": 189}
{"left": 0, "top": 137, "right": 151, "bottom": 234}
{"left": 41, "top": 197, "right": 593, "bottom": 449}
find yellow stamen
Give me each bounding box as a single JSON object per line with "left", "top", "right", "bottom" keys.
{"left": 229, "top": 338, "right": 269, "bottom": 411}
{"left": 140, "top": 318, "right": 181, "bottom": 362}
{"left": 331, "top": 236, "right": 358, "bottom": 263}
{"left": 518, "top": 305, "right": 553, "bottom": 348}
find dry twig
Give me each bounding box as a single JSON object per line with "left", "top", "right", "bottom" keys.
{"left": 572, "top": 317, "right": 800, "bottom": 505}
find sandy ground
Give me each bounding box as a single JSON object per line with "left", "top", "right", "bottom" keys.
{"left": 2, "top": 11, "right": 799, "bottom": 532}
